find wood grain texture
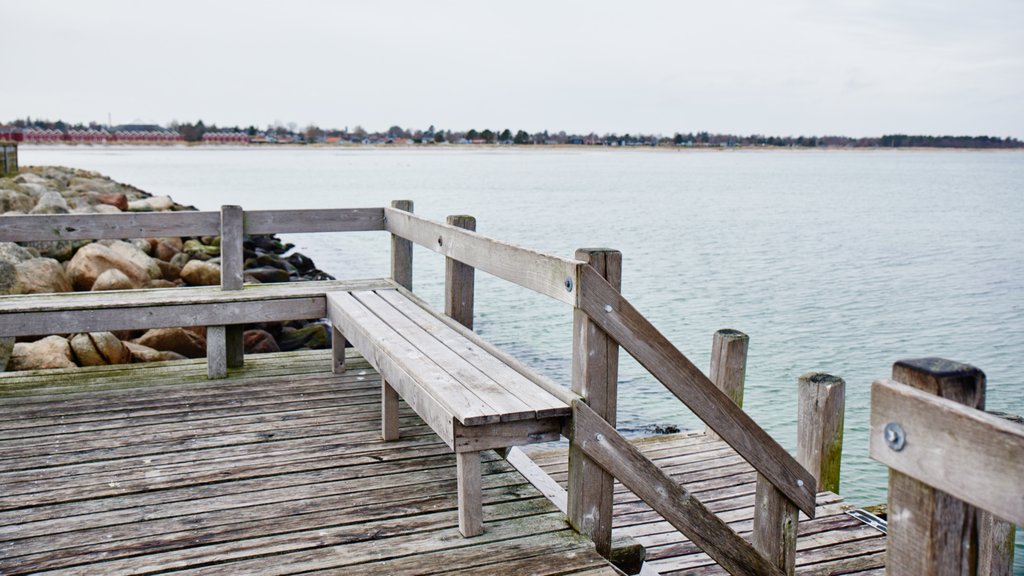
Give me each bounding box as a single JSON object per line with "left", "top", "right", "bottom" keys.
{"left": 0, "top": 211, "right": 221, "bottom": 241}
{"left": 384, "top": 206, "right": 582, "bottom": 306}
{"left": 0, "top": 279, "right": 392, "bottom": 337}
{"left": 445, "top": 214, "right": 476, "bottom": 329}
{"left": 219, "top": 205, "right": 246, "bottom": 371}
{"left": 206, "top": 325, "right": 228, "bottom": 380}
{"left": 331, "top": 326, "right": 346, "bottom": 374}
{"left": 796, "top": 372, "right": 845, "bottom": 494}
{"left": 870, "top": 379, "right": 1023, "bottom": 526}
{"left": 705, "top": 329, "right": 748, "bottom": 441}
{"left": 457, "top": 451, "right": 484, "bottom": 537}
{"left": 382, "top": 380, "right": 400, "bottom": 441}
{"left": 572, "top": 401, "right": 783, "bottom": 576}
{"left": 576, "top": 264, "right": 817, "bottom": 517}
{"left": 568, "top": 249, "right": 621, "bottom": 557}
{"left": 751, "top": 473, "right": 798, "bottom": 575}
{"left": 243, "top": 208, "right": 385, "bottom": 234}
{"left": 390, "top": 200, "right": 414, "bottom": 290}
{"left": 876, "top": 358, "right": 991, "bottom": 576}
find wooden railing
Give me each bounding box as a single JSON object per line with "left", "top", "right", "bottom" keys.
{"left": 870, "top": 359, "right": 1021, "bottom": 574}
{"left": 2, "top": 201, "right": 823, "bottom": 574}
{"left": 383, "top": 204, "right": 819, "bottom": 575}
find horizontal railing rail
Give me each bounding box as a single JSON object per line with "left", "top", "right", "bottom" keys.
{"left": 871, "top": 378, "right": 1024, "bottom": 525}
{"left": 0, "top": 208, "right": 386, "bottom": 242}
{"left": 383, "top": 206, "right": 583, "bottom": 306}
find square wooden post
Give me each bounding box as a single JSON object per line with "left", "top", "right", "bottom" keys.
{"left": 796, "top": 372, "right": 845, "bottom": 495}
{"left": 568, "top": 248, "right": 621, "bottom": 557}
{"left": 444, "top": 215, "right": 476, "bottom": 329}
{"left": 705, "top": 329, "right": 748, "bottom": 440}
{"left": 207, "top": 205, "right": 244, "bottom": 379}
{"left": 390, "top": 200, "right": 413, "bottom": 290}
{"left": 886, "top": 357, "right": 986, "bottom": 575}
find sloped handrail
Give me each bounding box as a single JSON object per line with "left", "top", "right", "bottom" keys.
{"left": 576, "top": 264, "right": 818, "bottom": 516}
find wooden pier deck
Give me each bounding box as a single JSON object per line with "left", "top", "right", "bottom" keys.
{"left": 0, "top": 351, "right": 620, "bottom": 576}
{"left": 524, "top": 437, "right": 887, "bottom": 575}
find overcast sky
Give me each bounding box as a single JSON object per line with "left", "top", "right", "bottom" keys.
{"left": 4, "top": 0, "right": 1022, "bottom": 137}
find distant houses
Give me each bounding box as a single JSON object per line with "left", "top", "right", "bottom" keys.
{"left": 0, "top": 125, "right": 183, "bottom": 144}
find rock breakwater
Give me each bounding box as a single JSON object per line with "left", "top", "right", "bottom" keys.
{"left": 1, "top": 166, "right": 334, "bottom": 372}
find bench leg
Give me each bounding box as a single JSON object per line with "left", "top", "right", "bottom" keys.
{"left": 382, "top": 380, "right": 400, "bottom": 441}
{"left": 207, "top": 325, "right": 228, "bottom": 379}
{"left": 331, "top": 326, "right": 347, "bottom": 374}
{"left": 456, "top": 451, "right": 483, "bottom": 537}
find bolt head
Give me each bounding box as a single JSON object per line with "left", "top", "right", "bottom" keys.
{"left": 884, "top": 422, "right": 906, "bottom": 451}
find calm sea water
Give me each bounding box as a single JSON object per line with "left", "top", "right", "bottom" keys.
{"left": 21, "top": 147, "right": 1024, "bottom": 544}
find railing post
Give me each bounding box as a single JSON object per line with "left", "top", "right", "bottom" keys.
{"left": 568, "top": 248, "right": 621, "bottom": 557}
{"left": 390, "top": 200, "right": 414, "bottom": 290}
{"left": 207, "top": 205, "right": 244, "bottom": 379}
{"left": 752, "top": 368, "right": 808, "bottom": 576}
{"left": 444, "top": 215, "right": 476, "bottom": 329}
{"left": 705, "top": 329, "right": 748, "bottom": 441}
{"left": 796, "top": 372, "right": 845, "bottom": 494}
{"left": 887, "top": 357, "right": 986, "bottom": 575}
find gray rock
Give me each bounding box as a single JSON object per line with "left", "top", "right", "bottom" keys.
{"left": 17, "top": 182, "right": 49, "bottom": 198}
{"left": 91, "top": 268, "right": 136, "bottom": 291}
{"left": 0, "top": 242, "right": 33, "bottom": 265}
{"left": 13, "top": 173, "right": 47, "bottom": 186}
{"left": 21, "top": 240, "right": 75, "bottom": 262}
{"left": 98, "top": 239, "right": 162, "bottom": 279}
{"left": 0, "top": 260, "right": 15, "bottom": 294}
{"left": 30, "top": 191, "right": 70, "bottom": 214}
{"left": 14, "top": 258, "right": 72, "bottom": 293}
{"left": 0, "top": 189, "right": 33, "bottom": 213}
{"left": 169, "top": 252, "right": 191, "bottom": 269}
{"left": 10, "top": 336, "right": 77, "bottom": 370}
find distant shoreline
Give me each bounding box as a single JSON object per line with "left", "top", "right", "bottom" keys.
{"left": 13, "top": 143, "right": 1024, "bottom": 153}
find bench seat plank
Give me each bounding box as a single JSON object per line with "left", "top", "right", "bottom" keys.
{"left": 350, "top": 290, "right": 537, "bottom": 423}
{"left": 327, "top": 291, "right": 499, "bottom": 427}
{"left": 0, "top": 279, "right": 393, "bottom": 337}
{"left": 376, "top": 289, "right": 570, "bottom": 418}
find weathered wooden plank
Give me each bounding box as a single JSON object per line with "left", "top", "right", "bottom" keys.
{"left": 869, "top": 379, "right": 1024, "bottom": 525}
{"left": 379, "top": 288, "right": 573, "bottom": 413}
{"left": 0, "top": 211, "right": 222, "bottom": 241}
{"left": 453, "top": 418, "right": 562, "bottom": 453}
{"left": 504, "top": 446, "right": 568, "bottom": 514}
{"left": 705, "top": 329, "right": 748, "bottom": 441}
{"left": 0, "top": 278, "right": 393, "bottom": 337}
{"left": 576, "top": 264, "right": 817, "bottom": 517}
{"left": 328, "top": 290, "right": 497, "bottom": 427}
{"left": 797, "top": 372, "right": 845, "bottom": 495}
{"left": 445, "top": 214, "right": 476, "bottom": 329}
{"left": 878, "top": 358, "right": 988, "bottom": 576}
{"left": 390, "top": 200, "right": 414, "bottom": 290}
{"left": 384, "top": 206, "right": 583, "bottom": 305}
{"left": 569, "top": 248, "right": 621, "bottom": 557}
{"left": 351, "top": 290, "right": 536, "bottom": 421}
{"left": 243, "top": 207, "right": 385, "bottom": 234}
{"left": 572, "top": 401, "right": 783, "bottom": 576}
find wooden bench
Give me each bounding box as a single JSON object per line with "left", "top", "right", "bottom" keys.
{"left": 0, "top": 278, "right": 393, "bottom": 374}
{"left": 327, "top": 287, "right": 571, "bottom": 537}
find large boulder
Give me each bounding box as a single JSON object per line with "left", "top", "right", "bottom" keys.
{"left": 70, "top": 332, "right": 131, "bottom": 366}
{"left": 123, "top": 341, "right": 187, "bottom": 363}
{"left": 0, "top": 242, "right": 35, "bottom": 265}
{"left": 132, "top": 327, "right": 207, "bottom": 358}
{"left": 155, "top": 239, "right": 183, "bottom": 262}
{"left": 91, "top": 268, "right": 136, "bottom": 291}
{"left": 29, "top": 191, "right": 70, "bottom": 215}
{"left": 66, "top": 243, "right": 151, "bottom": 291}
{"left": 243, "top": 329, "right": 280, "bottom": 354}
{"left": 99, "top": 240, "right": 162, "bottom": 279}
{"left": 14, "top": 258, "right": 72, "bottom": 294}
{"left": 0, "top": 190, "right": 33, "bottom": 213}
{"left": 278, "top": 323, "right": 330, "bottom": 351}
{"left": 128, "top": 195, "right": 174, "bottom": 212}
{"left": 180, "top": 260, "right": 220, "bottom": 286}
{"left": 9, "top": 336, "right": 76, "bottom": 370}
{"left": 20, "top": 240, "right": 75, "bottom": 262}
